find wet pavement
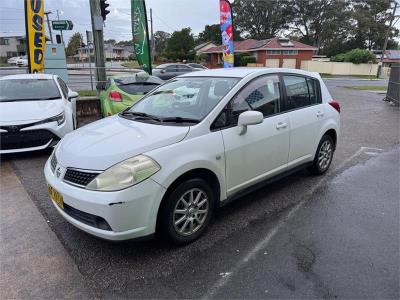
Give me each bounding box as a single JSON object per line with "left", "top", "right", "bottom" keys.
{"left": 209, "top": 147, "right": 399, "bottom": 299}
{"left": 1, "top": 80, "right": 399, "bottom": 299}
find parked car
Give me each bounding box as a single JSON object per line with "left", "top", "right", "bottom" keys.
{"left": 153, "top": 63, "right": 197, "bottom": 80}
{"left": 7, "top": 56, "right": 22, "bottom": 65}
{"left": 100, "top": 72, "right": 164, "bottom": 117}
{"left": 186, "top": 63, "right": 208, "bottom": 70}
{"left": 0, "top": 74, "right": 78, "bottom": 154}
{"left": 45, "top": 68, "right": 340, "bottom": 245}
{"left": 16, "top": 55, "right": 28, "bottom": 67}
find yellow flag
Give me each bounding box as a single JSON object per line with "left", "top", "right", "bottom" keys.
{"left": 24, "top": 0, "right": 45, "bottom": 73}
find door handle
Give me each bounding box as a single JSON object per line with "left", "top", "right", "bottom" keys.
{"left": 276, "top": 122, "right": 288, "bottom": 130}
{"left": 316, "top": 111, "right": 325, "bottom": 118}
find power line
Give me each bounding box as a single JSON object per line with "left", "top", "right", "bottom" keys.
{"left": 0, "top": 7, "right": 24, "bottom": 10}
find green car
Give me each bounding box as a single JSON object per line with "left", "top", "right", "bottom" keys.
{"left": 100, "top": 73, "right": 164, "bottom": 117}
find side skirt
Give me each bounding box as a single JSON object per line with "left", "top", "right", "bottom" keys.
{"left": 219, "top": 162, "right": 313, "bottom": 207}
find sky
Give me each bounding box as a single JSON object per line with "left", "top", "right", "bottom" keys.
{"left": 0, "top": 0, "right": 220, "bottom": 43}
{"left": 0, "top": 0, "right": 399, "bottom": 45}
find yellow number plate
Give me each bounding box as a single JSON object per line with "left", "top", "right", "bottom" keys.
{"left": 48, "top": 185, "right": 64, "bottom": 209}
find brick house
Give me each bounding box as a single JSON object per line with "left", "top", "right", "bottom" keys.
{"left": 201, "top": 37, "right": 317, "bottom": 69}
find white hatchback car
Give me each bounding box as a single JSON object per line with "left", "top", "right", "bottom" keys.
{"left": 0, "top": 74, "right": 78, "bottom": 154}
{"left": 45, "top": 68, "right": 340, "bottom": 244}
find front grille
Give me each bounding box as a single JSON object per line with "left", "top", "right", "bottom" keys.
{"left": 63, "top": 168, "right": 99, "bottom": 187}
{"left": 63, "top": 203, "right": 112, "bottom": 231}
{"left": 50, "top": 154, "right": 58, "bottom": 173}
{"left": 0, "top": 129, "right": 59, "bottom": 150}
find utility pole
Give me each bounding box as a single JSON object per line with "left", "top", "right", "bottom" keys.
{"left": 86, "top": 31, "right": 94, "bottom": 91}
{"left": 56, "top": 10, "right": 64, "bottom": 44}
{"left": 150, "top": 8, "right": 155, "bottom": 63}
{"left": 44, "top": 11, "right": 53, "bottom": 43}
{"left": 89, "top": 0, "right": 107, "bottom": 91}
{"left": 377, "top": 1, "right": 398, "bottom": 78}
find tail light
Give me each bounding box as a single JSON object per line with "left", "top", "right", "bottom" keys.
{"left": 108, "top": 91, "right": 122, "bottom": 102}
{"left": 329, "top": 100, "right": 340, "bottom": 113}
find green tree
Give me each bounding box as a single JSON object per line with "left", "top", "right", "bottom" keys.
{"left": 104, "top": 39, "right": 116, "bottom": 45}
{"left": 154, "top": 31, "right": 171, "bottom": 55}
{"left": 165, "top": 28, "right": 195, "bottom": 61}
{"left": 232, "top": 0, "right": 290, "bottom": 39}
{"left": 332, "top": 48, "right": 376, "bottom": 64}
{"left": 66, "top": 32, "right": 83, "bottom": 57}
{"left": 287, "top": 0, "right": 352, "bottom": 53}
{"left": 197, "top": 24, "right": 243, "bottom": 45}
{"left": 116, "top": 40, "right": 133, "bottom": 47}
{"left": 350, "top": 0, "right": 399, "bottom": 50}
{"left": 197, "top": 24, "right": 221, "bottom": 45}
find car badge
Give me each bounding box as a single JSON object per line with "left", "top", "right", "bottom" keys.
{"left": 8, "top": 126, "right": 19, "bottom": 133}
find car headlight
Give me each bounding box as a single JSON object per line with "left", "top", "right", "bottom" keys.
{"left": 46, "top": 112, "right": 65, "bottom": 126}
{"left": 86, "top": 155, "right": 161, "bottom": 191}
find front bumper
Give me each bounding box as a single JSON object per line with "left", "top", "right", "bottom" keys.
{"left": 0, "top": 120, "right": 72, "bottom": 154}
{"left": 44, "top": 158, "right": 166, "bottom": 241}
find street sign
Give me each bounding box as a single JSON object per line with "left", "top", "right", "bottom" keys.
{"left": 52, "top": 20, "right": 73, "bottom": 31}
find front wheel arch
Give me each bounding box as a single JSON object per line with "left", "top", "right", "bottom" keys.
{"left": 156, "top": 169, "right": 220, "bottom": 231}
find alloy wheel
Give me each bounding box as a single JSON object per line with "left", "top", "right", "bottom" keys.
{"left": 173, "top": 188, "right": 209, "bottom": 236}
{"left": 318, "top": 140, "right": 333, "bottom": 171}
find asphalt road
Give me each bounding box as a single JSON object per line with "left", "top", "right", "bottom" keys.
{"left": 1, "top": 81, "right": 399, "bottom": 298}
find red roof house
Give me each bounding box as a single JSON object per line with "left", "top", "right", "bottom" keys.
{"left": 200, "top": 37, "right": 317, "bottom": 69}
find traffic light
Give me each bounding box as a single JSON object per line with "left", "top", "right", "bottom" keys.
{"left": 100, "top": 0, "right": 110, "bottom": 21}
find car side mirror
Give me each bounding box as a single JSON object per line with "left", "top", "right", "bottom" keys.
{"left": 68, "top": 91, "right": 79, "bottom": 101}
{"left": 238, "top": 111, "right": 263, "bottom": 135}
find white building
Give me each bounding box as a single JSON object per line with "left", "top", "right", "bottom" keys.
{"left": 0, "top": 34, "right": 26, "bottom": 60}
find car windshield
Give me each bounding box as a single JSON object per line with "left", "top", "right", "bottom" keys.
{"left": 124, "top": 77, "right": 239, "bottom": 123}
{"left": 0, "top": 79, "right": 61, "bottom": 102}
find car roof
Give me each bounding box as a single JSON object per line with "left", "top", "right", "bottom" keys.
{"left": 0, "top": 73, "right": 56, "bottom": 81}
{"left": 179, "top": 67, "right": 320, "bottom": 79}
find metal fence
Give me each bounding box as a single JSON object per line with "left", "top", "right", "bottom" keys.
{"left": 0, "top": 65, "right": 142, "bottom": 91}
{"left": 386, "top": 64, "right": 399, "bottom": 105}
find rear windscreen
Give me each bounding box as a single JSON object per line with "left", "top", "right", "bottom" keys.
{"left": 117, "top": 83, "right": 160, "bottom": 95}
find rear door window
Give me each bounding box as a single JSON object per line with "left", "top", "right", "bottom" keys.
{"left": 307, "top": 78, "right": 321, "bottom": 104}
{"left": 283, "top": 75, "right": 311, "bottom": 110}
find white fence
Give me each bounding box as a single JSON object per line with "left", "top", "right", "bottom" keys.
{"left": 300, "top": 60, "right": 390, "bottom": 77}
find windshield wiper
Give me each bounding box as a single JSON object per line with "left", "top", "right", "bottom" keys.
{"left": 120, "top": 111, "right": 163, "bottom": 122}
{"left": 161, "top": 117, "right": 200, "bottom": 124}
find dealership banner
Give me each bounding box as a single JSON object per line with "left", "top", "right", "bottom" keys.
{"left": 132, "top": 0, "right": 152, "bottom": 74}
{"left": 24, "top": 0, "right": 45, "bottom": 73}
{"left": 220, "top": 0, "right": 234, "bottom": 68}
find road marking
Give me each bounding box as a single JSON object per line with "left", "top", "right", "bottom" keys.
{"left": 202, "top": 146, "right": 383, "bottom": 299}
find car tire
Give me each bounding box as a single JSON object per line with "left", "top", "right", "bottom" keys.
{"left": 158, "top": 178, "right": 215, "bottom": 245}
{"left": 308, "top": 135, "right": 334, "bottom": 175}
